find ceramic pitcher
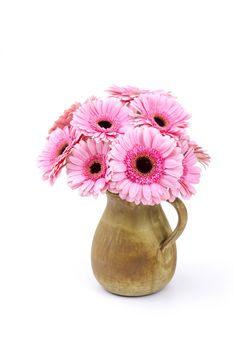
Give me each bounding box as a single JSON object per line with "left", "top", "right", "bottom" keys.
{"left": 91, "top": 191, "right": 187, "bottom": 296}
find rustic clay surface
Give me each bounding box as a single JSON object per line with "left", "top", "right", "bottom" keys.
{"left": 91, "top": 192, "right": 187, "bottom": 296}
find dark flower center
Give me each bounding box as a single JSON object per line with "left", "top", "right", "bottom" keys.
{"left": 154, "top": 116, "right": 166, "bottom": 127}
{"left": 136, "top": 156, "right": 153, "bottom": 174}
{"left": 90, "top": 162, "right": 101, "bottom": 174}
{"left": 58, "top": 143, "right": 69, "bottom": 155}
{"left": 98, "top": 120, "right": 112, "bottom": 129}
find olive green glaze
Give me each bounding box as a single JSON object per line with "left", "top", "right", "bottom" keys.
{"left": 91, "top": 192, "right": 188, "bottom": 296}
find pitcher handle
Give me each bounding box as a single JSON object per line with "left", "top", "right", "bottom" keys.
{"left": 160, "top": 198, "right": 188, "bottom": 252}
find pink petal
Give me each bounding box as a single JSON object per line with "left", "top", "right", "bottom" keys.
{"left": 129, "top": 182, "right": 139, "bottom": 199}
{"left": 142, "top": 184, "right": 151, "bottom": 201}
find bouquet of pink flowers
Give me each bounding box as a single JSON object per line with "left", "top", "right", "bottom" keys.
{"left": 38, "top": 85, "right": 210, "bottom": 205}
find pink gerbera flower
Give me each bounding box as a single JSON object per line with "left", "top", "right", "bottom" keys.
{"left": 71, "top": 98, "right": 131, "bottom": 142}
{"left": 106, "top": 85, "right": 149, "bottom": 104}
{"left": 49, "top": 102, "right": 81, "bottom": 134}
{"left": 131, "top": 93, "right": 190, "bottom": 137}
{"left": 178, "top": 133, "right": 211, "bottom": 168}
{"left": 38, "top": 126, "right": 82, "bottom": 184}
{"left": 67, "top": 139, "right": 110, "bottom": 196}
{"left": 191, "top": 143, "right": 211, "bottom": 168}
{"left": 106, "top": 85, "right": 173, "bottom": 105}
{"left": 109, "top": 126, "right": 183, "bottom": 205}
{"left": 169, "top": 140, "right": 201, "bottom": 200}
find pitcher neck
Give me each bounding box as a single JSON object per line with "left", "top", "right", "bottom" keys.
{"left": 106, "top": 191, "right": 162, "bottom": 215}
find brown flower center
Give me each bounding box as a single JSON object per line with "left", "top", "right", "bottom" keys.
{"left": 90, "top": 162, "right": 101, "bottom": 174}
{"left": 98, "top": 120, "right": 112, "bottom": 129}
{"left": 154, "top": 116, "right": 166, "bottom": 127}
{"left": 58, "top": 143, "right": 69, "bottom": 155}
{"left": 136, "top": 156, "right": 153, "bottom": 174}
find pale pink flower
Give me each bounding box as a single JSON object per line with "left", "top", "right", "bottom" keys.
{"left": 71, "top": 98, "right": 131, "bottom": 142}
{"left": 106, "top": 85, "right": 173, "bottom": 105}
{"left": 191, "top": 143, "right": 211, "bottom": 168}
{"left": 169, "top": 140, "right": 201, "bottom": 200}
{"left": 178, "top": 133, "right": 210, "bottom": 168}
{"left": 49, "top": 102, "right": 81, "bottom": 134}
{"left": 67, "top": 139, "right": 110, "bottom": 197}
{"left": 84, "top": 95, "right": 98, "bottom": 103}
{"left": 131, "top": 93, "right": 190, "bottom": 137}
{"left": 109, "top": 126, "right": 183, "bottom": 205}
{"left": 106, "top": 85, "right": 149, "bottom": 104}
{"left": 38, "top": 126, "right": 82, "bottom": 184}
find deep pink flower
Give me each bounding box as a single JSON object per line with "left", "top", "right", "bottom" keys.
{"left": 48, "top": 102, "right": 81, "bottom": 134}
{"left": 131, "top": 92, "right": 190, "bottom": 137}
{"left": 71, "top": 98, "right": 131, "bottom": 142}
{"left": 169, "top": 139, "right": 201, "bottom": 200}
{"left": 67, "top": 139, "right": 110, "bottom": 197}
{"left": 38, "top": 127, "right": 82, "bottom": 184}
{"left": 109, "top": 126, "right": 183, "bottom": 205}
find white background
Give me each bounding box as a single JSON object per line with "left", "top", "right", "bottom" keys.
{"left": 0, "top": 0, "right": 232, "bottom": 349}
